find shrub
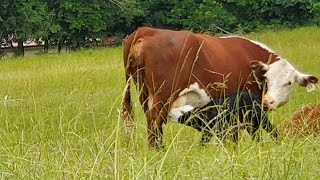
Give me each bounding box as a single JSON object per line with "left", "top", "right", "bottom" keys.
{"left": 167, "top": 0, "right": 236, "bottom": 34}
{"left": 311, "top": 2, "right": 320, "bottom": 25}
{"left": 218, "top": 0, "right": 314, "bottom": 31}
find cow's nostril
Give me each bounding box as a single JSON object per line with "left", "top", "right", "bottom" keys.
{"left": 264, "top": 97, "right": 275, "bottom": 105}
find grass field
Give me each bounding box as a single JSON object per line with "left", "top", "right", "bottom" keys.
{"left": 0, "top": 26, "right": 320, "bottom": 179}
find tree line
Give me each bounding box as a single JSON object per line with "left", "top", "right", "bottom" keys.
{"left": 1, "top": 0, "right": 319, "bottom": 57}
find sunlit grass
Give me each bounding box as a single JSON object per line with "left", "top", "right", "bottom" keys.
{"left": 0, "top": 27, "right": 319, "bottom": 179}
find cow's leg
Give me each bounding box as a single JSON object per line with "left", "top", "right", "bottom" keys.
{"left": 214, "top": 117, "right": 228, "bottom": 143}
{"left": 215, "top": 131, "right": 225, "bottom": 144}
{"left": 139, "top": 84, "right": 149, "bottom": 113}
{"left": 230, "top": 126, "right": 240, "bottom": 143}
{"left": 224, "top": 116, "right": 240, "bottom": 143}
{"left": 246, "top": 113, "right": 278, "bottom": 142}
{"left": 247, "top": 123, "right": 260, "bottom": 142}
{"left": 200, "top": 116, "right": 216, "bottom": 145}
{"left": 147, "top": 101, "right": 169, "bottom": 148}
{"left": 261, "top": 116, "right": 278, "bottom": 140}
{"left": 147, "top": 119, "right": 164, "bottom": 148}
{"left": 216, "top": 123, "right": 239, "bottom": 144}
{"left": 244, "top": 113, "right": 259, "bottom": 141}
{"left": 200, "top": 130, "right": 213, "bottom": 145}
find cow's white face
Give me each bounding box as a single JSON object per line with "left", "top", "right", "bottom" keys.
{"left": 251, "top": 59, "right": 318, "bottom": 110}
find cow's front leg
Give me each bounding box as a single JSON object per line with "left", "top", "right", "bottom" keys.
{"left": 147, "top": 101, "right": 169, "bottom": 149}
{"left": 147, "top": 119, "right": 163, "bottom": 149}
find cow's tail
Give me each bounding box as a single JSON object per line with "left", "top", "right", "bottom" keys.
{"left": 122, "top": 31, "right": 138, "bottom": 135}
{"left": 122, "top": 71, "right": 134, "bottom": 135}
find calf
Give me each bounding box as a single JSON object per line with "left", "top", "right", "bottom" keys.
{"left": 282, "top": 104, "right": 320, "bottom": 136}
{"left": 175, "top": 92, "right": 278, "bottom": 144}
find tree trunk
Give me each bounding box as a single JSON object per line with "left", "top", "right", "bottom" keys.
{"left": 15, "top": 39, "right": 24, "bottom": 56}
{"left": 0, "top": 48, "right": 4, "bottom": 58}
{"left": 44, "top": 39, "right": 49, "bottom": 53}
{"left": 58, "top": 41, "right": 62, "bottom": 53}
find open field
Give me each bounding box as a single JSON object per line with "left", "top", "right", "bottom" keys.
{"left": 0, "top": 26, "right": 320, "bottom": 179}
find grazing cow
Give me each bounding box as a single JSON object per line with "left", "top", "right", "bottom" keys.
{"left": 173, "top": 92, "right": 278, "bottom": 144}
{"left": 123, "top": 27, "right": 318, "bottom": 148}
{"left": 282, "top": 104, "right": 320, "bottom": 136}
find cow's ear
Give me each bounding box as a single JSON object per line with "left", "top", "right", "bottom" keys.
{"left": 295, "top": 73, "right": 318, "bottom": 92}
{"left": 250, "top": 61, "right": 268, "bottom": 71}
{"left": 250, "top": 61, "right": 268, "bottom": 79}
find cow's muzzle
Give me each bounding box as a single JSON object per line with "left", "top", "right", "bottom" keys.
{"left": 263, "top": 94, "right": 276, "bottom": 110}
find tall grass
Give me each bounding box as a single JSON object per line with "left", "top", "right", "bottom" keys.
{"left": 0, "top": 27, "right": 319, "bottom": 179}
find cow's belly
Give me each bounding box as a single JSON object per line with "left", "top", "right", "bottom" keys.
{"left": 169, "top": 82, "right": 211, "bottom": 122}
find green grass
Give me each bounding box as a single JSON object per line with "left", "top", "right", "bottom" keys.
{"left": 0, "top": 26, "right": 320, "bottom": 179}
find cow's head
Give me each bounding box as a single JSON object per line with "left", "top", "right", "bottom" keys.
{"left": 251, "top": 59, "right": 318, "bottom": 110}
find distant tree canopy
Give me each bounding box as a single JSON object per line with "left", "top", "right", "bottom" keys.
{"left": 1, "top": 0, "right": 319, "bottom": 56}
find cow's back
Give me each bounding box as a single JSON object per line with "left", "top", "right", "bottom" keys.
{"left": 183, "top": 34, "right": 277, "bottom": 98}
{"left": 124, "top": 27, "right": 204, "bottom": 99}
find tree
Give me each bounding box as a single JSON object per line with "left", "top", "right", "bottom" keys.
{"left": 1, "top": 0, "right": 52, "bottom": 56}
{"left": 105, "top": 0, "right": 144, "bottom": 35}
{"left": 49, "top": 0, "right": 143, "bottom": 51}
{"left": 168, "top": 0, "right": 236, "bottom": 33}
{"left": 218, "top": 0, "right": 314, "bottom": 31}
{"left": 139, "top": 0, "right": 175, "bottom": 28}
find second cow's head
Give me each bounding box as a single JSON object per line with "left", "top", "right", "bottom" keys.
{"left": 251, "top": 59, "right": 318, "bottom": 110}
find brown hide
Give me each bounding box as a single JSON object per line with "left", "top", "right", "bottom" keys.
{"left": 123, "top": 27, "right": 279, "bottom": 148}
{"left": 282, "top": 104, "right": 320, "bottom": 136}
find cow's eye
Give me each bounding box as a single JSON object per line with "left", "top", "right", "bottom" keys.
{"left": 285, "top": 81, "right": 292, "bottom": 86}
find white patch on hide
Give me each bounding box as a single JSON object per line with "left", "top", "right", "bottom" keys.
{"left": 169, "top": 82, "right": 211, "bottom": 121}
{"left": 172, "top": 82, "right": 211, "bottom": 108}
{"left": 169, "top": 105, "right": 195, "bottom": 122}
{"left": 220, "top": 35, "right": 277, "bottom": 56}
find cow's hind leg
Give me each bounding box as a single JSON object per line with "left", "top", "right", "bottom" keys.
{"left": 147, "top": 102, "right": 169, "bottom": 149}
{"left": 123, "top": 74, "right": 134, "bottom": 135}
{"left": 139, "top": 84, "right": 149, "bottom": 114}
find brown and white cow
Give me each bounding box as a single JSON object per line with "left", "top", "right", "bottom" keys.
{"left": 122, "top": 27, "right": 318, "bottom": 148}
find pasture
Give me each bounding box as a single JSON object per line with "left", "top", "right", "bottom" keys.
{"left": 0, "top": 26, "right": 320, "bottom": 179}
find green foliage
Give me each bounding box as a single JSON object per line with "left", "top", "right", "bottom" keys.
{"left": 134, "top": 0, "right": 319, "bottom": 33}
{"left": 167, "top": 1, "right": 234, "bottom": 33}
{"left": 105, "top": 0, "right": 144, "bottom": 34}
{"left": 48, "top": 0, "right": 143, "bottom": 48}
{"left": 311, "top": 2, "right": 320, "bottom": 25}
{"left": 0, "top": 0, "right": 55, "bottom": 56}
{"left": 219, "top": 0, "right": 315, "bottom": 32}
{"left": 56, "top": 0, "right": 109, "bottom": 45}
{"left": 139, "top": 0, "right": 175, "bottom": 28}
{"left": 4, "top": 0, "right": 48, "bottom": 39}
